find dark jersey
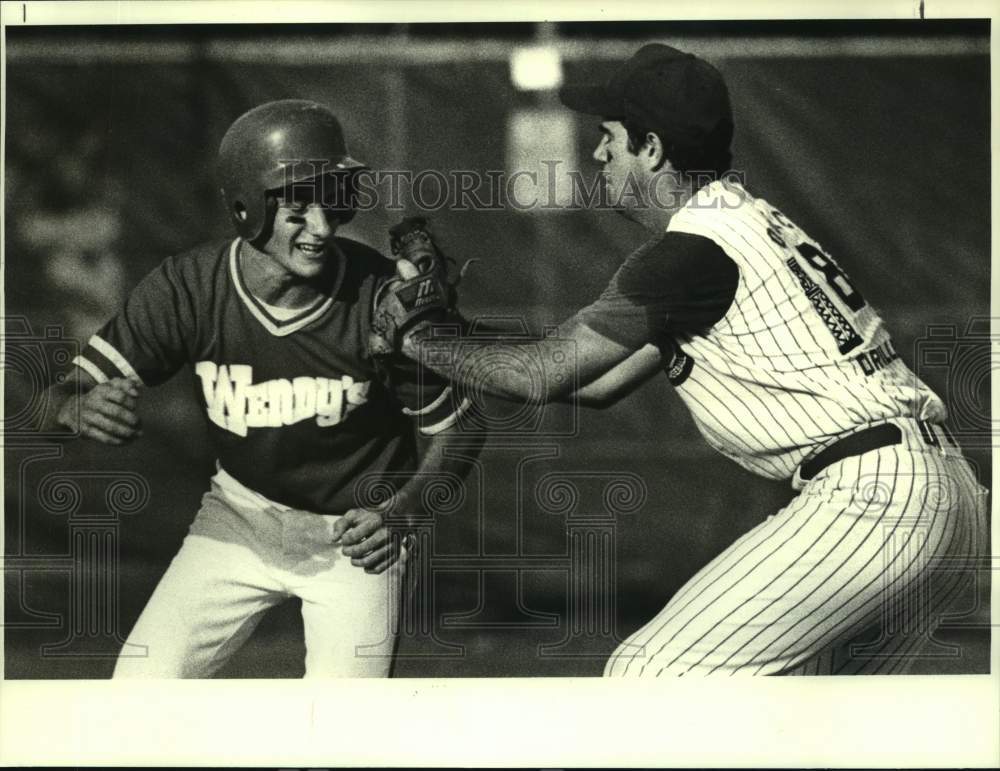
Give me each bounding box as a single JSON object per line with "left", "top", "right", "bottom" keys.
{"left": 73, "top": 237, "right": 465, "bottom": 513}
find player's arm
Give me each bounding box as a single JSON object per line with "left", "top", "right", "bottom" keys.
{"left": 421, "top": 315, "right": 664, "bottom": 409}
{"left": 336, "top": 421, "right": 482, "bottom": 574}
{"left": 402, "top": 317, "right": 638, "bottom": 403}
{"left": 397, "top": 420, "right": 483, "bottom": 518}
{"left": 337, "top": 331, "right": 483, "bottom": 573}
{"left": 382, "top": 359, "right": 484, "bottom": 512}
{"left": 401, "top": 232, "right": 738, "bottom": 403}
{"left": 472, "top": 340, "right": 663, "bottom": 408}
{"left": 37, "top": 254, "right": 196, "bottom": 443}
{"left": 569, "top": 343, "right": 664, "bottom": 408}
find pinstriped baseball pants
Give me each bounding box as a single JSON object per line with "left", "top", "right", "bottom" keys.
{"left": 604, "top": 423, "right": 988, "bottom": 677}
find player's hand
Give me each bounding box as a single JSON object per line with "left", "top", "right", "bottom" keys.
{"left": 331, "top": 506, "right": 411, "bottom": 574}
{"left": 369, "top": 216, "right": 468, "bottom": 357}
{"left": 58, "top": 377, "right": 143, "bottom": 445}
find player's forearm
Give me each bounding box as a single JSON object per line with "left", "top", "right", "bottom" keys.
{"left": 401, "top": 334, "right": 572, "bottom": 403}
{"left": 392, "top": 426, "right": 484, "bottom": 522}
{"left": 565, "top": 343, "right": 664, "bottom": 408}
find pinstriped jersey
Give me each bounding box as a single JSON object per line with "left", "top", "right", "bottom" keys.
{"left": 577, "top": 179, "right": 946, "bottom": 481}
{"left": 72, "top": 237, "right": 467, "bottom": 513}
{"left": 663, "top": 179, "right": 945, "bottom": 479}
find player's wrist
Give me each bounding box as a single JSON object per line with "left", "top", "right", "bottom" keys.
{"left": 381, "top": 487, "right": 426, "bottom": 525}
{"left": 44, "top": 382, "right": 82, "bottom": 435}
{"left": 401, "top": 320, "right": 435, "bottom": 355}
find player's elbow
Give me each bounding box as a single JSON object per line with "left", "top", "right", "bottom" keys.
{"left": 573, "top": 391, "right": 619, "bottom": 410}
{"left": 568, "top": 377, "right": 630, "bottom": 409}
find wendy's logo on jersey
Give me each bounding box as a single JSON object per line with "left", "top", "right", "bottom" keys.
{"left": 194, "top": 361, "right": 370, "bottom": 437}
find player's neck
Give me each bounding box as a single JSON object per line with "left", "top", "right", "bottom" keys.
{"left": 631, "top": 206, "right": 674, "bottom": 235}
{"left": 633, "top": 172, "right": 699, "bottom": 234}
{"left": 239, "top": 242, "right": 332, "bottom": 308}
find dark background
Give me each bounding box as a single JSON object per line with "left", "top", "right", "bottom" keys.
{"left": 3, "top": 20, "right": 991, "bottom": 677}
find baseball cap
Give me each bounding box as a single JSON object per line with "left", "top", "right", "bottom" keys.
{"left": 558, "top": 43, "right": 732, "bottom": 149}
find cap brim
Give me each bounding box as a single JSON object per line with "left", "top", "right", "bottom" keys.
{"left": 558, "top": 84, "right": 624, "bottom": 117}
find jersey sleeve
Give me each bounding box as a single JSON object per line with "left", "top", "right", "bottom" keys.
{"left": 71, "top": 256, "right": 196, "bottom": 386}
{"left": 574, "top": 231, "right": 739, "bottom": 350}
{"left": 383, "top": 355, "right": 471, "bottom": 436}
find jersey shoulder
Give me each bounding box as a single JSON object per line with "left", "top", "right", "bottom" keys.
{"left": 159, "top": 237, "right": 234, "bottom": 289}
{"left": 670, "top": 179, "right": 760, "bottom": 228}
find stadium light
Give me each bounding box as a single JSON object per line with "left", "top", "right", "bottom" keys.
{"left": 510, "top": 46, "right": 563, "bottom": 91}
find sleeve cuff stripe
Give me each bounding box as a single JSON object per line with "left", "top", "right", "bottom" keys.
{"left": 402, "top": 386, "right": 452, "bottom": 417}
{"left": 88, "top": 335, "right": 140, "bottom": 381}
{"left": 72, "top": 355, "right": 108, "bottom": 384}
{"left": 420, "top": 397, "right": 472, "bottom": 436}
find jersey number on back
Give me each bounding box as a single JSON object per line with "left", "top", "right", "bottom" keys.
{"left": 766, "top": 210, "right": 867, "bottom": 354}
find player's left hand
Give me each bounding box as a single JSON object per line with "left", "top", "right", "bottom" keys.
{"left": 332, "top": 506, "right": 411, "bottom": 574}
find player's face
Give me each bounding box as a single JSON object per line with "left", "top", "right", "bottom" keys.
{"left": 262, "top": 199, "right": 341, "bottom": 279}
{"left": 592, "top": 120, "right": 648, "bottom": 218}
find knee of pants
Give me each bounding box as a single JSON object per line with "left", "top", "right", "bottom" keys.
{"left": 298, "top": 561, "right": 406, "bottom": 678}
{"left": 113, "top": 612, "right": 267, "bottom": 679}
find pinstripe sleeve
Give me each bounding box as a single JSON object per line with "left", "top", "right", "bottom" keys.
{"left": 72, "top": 256, "right": 196, "bottom": 386}
{"left": 575, "top": 232, "right": 739, "bottom": 350}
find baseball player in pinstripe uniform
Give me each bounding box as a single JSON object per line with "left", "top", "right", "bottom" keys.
{"left": 39, "top": 100, "right": 471, "bottom": 678}
{"left": 382, "top": 44, "right": 988, "bottom": 675}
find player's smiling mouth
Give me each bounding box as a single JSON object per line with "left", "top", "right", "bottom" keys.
{"left": 295, "top": 242, "right": 327, "bottom": 256}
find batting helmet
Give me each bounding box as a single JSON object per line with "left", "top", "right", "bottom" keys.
{"left": 217, "top": 99, "right": 366, "bottom": 244}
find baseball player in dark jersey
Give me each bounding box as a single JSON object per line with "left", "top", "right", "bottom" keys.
{"left": 39, "top": 100, "right": 472, "bottom": 678}
{"left": 381, "top": 45, "right": 988, "bottom": 675}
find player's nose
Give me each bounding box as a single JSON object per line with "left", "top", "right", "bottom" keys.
{"left": 304, "top": 204, "right": 335, "bottom": 238}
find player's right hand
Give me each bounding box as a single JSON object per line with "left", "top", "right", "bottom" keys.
{"left": 58, "top": 377, "right": 143, "bottom": 445}
{"left": 332, "top": 506, "right": 411, "bottom": 575}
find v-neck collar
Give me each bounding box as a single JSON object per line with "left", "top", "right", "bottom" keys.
{"left": 229, "top": 238, "right": 345, "bottom": 337}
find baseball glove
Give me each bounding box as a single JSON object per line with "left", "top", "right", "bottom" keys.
{"left": 369, "top": 217, "right": 473, "bottom": 356}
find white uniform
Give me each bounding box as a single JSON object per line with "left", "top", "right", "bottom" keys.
{"left": 598, "top": 181, "right": 987, "bottom": 675}
{"left": 112, "top": 469, "right": 405, "bottom": 678}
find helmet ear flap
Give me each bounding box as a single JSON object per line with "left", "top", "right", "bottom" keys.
{"left": 248, "top": 193, "right": 279, "bottom": 249}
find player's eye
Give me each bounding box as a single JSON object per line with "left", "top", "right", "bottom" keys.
{"left": 279, "top": 201, "right": 309, "bottom": 215}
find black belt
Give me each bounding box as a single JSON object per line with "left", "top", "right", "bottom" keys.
{"left": 799, "top": 423, "right": 902, "bottom": 481}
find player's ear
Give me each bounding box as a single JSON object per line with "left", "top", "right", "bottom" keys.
{"left": 644, "top": 131, "right": 665, "bottom": 171}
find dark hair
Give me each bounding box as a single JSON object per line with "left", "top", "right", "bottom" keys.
{"left": 623, "top": 118, "right": 734, "bottom": 179}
